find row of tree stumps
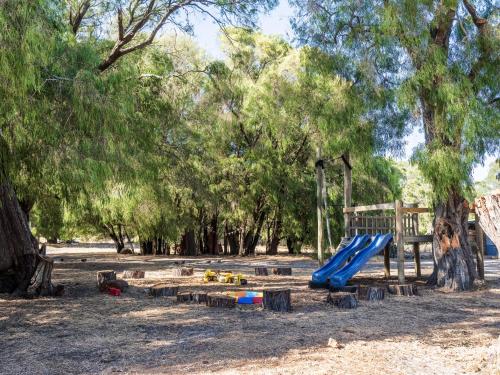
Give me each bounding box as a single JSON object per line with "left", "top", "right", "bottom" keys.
{"left": 96, "top": 269, "right": 292, "bottom": 312}
{"left": 327, "top": 283, "right": 418, "bottom": 309}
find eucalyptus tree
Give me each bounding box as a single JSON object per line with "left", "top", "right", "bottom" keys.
{"left": 291, "top": 0, "right": 499, "bottom": 290}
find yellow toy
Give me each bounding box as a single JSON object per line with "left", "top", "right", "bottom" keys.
{"left": 203, "top": 269, "right": 218, "bottom": 283}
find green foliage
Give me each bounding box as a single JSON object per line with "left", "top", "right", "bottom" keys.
{"left": 291, "top": 0, "right": 500, "bottom": 203}
{"left": 475, "top": 159, "right": 500, "bottom": 196}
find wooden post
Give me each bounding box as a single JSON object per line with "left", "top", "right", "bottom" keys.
{"left": 475, "top": 212, "right": 485, "bottom": 280}
{"left": 316, "top": 146, "right": 324, "bottom": 265}
{"left": 395, "top": 200, "right": 405, "bottom": 284}
{"left": 384, "top": 242, "right": 390, "bottom": 278}
{"left": 413, "top": 243, "right": 421, "bottom": 277}
{"left": 343, "top": 153, "right": 352, "bottom": 238}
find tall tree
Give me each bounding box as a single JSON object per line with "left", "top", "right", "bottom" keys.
{"left": 291, "top": 0, "right": 499, "bottom": 290}
{"left": 0, "top": 0, "right": 277, "bottom": 294}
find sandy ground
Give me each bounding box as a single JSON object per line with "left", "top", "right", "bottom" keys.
{"left": 0, "top": 243, "right": 499, "bottom": 375}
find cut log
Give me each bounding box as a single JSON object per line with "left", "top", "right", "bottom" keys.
{"left": 97, "top": 271, "right": 116, "bottom": 289}
{"left": 149, "top": 283, "right": 178, "bottom": 297}
{"left": 100, "top": 279, "right": 129, "bottom": 293}
{"left": 387, "top": 283, "right": 418, "bottom": 296}
{"left": 254, "top": 267, "right": 269, "bottom": 276}
{"left": 263, "top": 289, "right": 291, "bottom": 312}
{"left": 192, "top": 292, "right": 208, "bottom": 304}
{"left": 206, "top": 293, "right": 236, "bottom": 308}
{"left": 358, "top": 286, "right": 385, "bottom": 301}
{"left": 272, "top": 267, "right": 292, "bottom": 276}
{"left": 172, "top": 267, "right": 194, "bottom": 277}
{"left": 329, "top": 285, "right": 358, "bottom": 294}
{"left": 122, "top": 270, "right": 145, "bottom": 279}
{"left": 177, "top": 291, "right": 192, "bottom": 303}
{"left": 326, "top": 292, "right": 358, "bottom": 309}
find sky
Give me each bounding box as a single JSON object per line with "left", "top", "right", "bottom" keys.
{"left": 188, "top": 2, "right": 495, "bottom": 182}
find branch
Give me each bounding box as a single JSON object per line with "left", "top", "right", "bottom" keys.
{"left": 69, "top": 0, "right": 91, "bottom": 34}
{"left": 463, "top": 0, "right": 488, "bottom": 28}
{"left": 98, "top": 0, "right": 193, "bottom": 72}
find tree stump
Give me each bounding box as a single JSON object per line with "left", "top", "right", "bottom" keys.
{"left": 120, "top": 248, "right": 134, "bottom": 255}
{"left": 28, "top": 255, "right": 57, "bottom": 296}
{"left": 100, "top": 279, "right": 129, "bottom": 293}
{"left": 272, "top": 267, "right": 292, "bottom": 276}
{"left": 122, "top": 270, "right": 145, "bottom": 279}
{"left": 172, "top": 267, "right": 194, "bottom": 277}
{"left": 192, "top": 292, "right": 208, "bottom": 304}
{"left": 387, "top": 283, "right": 418, "bottom": 296}
{"left": 254, "top": 267, "right": 269, "bottom": 276}
{"left": 330, "top": 285, "right": 358, "bottom": 294}
{"left": 358, "top": 286, "right": 385, "bottom": 301}
{"left": 97, "top": 270, "right": 116, "bottom": 289}
{"left": 149, "top": 283, "right": 178, "bottom": 297}
{"left": 206, "top": 293, "right": 236, "bottom": 308}
{"left": 263, "top": 289, "right": 292, "bottom": 312}
{"left": 177, "top": 292, "right": 192, "bottom": 303}
{"left": 327, "top": 292, "right": 358, "bottom": 309}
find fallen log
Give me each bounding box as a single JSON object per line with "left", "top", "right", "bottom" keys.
{"left": 206, "top": 293, "right": 236, "bottom": 308}
{"left": 149, "top": 283, "right": 178, "bottom": 297}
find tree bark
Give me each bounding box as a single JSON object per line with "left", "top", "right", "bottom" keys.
{"left": 180, "top": 229, "right": 196, "bottom": 256}
{"left": 474, "top": 193, "right": 500, "bottom": 251}
{"left": 427, "top": 192, "right": 477, "bottom": 291}
{"left": 0, "top": 180, "right": 38, "bottom": 294}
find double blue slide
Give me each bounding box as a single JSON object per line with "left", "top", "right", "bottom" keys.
{"left": 310, "top": 233, "right": 393, "bottom": 288}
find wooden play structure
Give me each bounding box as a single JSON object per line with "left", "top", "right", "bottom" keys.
{"left": 315, "top": 152, "right": 488, "bottom": 284}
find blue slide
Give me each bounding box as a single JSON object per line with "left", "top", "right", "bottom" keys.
{"left": 329, "top": 233, "right": 393, "bottom": 288}
{"left": 310, "top": 234, "right": 370, "bottom": 288}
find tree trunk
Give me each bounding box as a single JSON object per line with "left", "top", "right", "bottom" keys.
{"left": 267, "top": 210, "right": 282, "bottom": 255}
{"left": 180, "top": 229, "right": 196, "bottom": 256}
{"left": 428, "top": 191, "right": 477, "bottom": 291}
{"left": 0, "top": 180, "right": 38, "bottom": 294}
{"left": 286, "top": 236, "right": 303, "bottom": 254}
{"left": 474, "top": 193, "right": 500, "bottom": 251}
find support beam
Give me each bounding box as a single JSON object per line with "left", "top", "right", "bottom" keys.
{"left": 343, "top": 153, "right": 352, "bottom": 238}
{"left": 316, "top": 146, "right": 324, "bottom": 265}
{"left": 384, "top": 243, "right": 391, "bottom": 278}
{"left": 475, "top": 212, "right": 485, "bottom": 280}
{"left": 413, "top": 243, "right": 421, "bottom": 277}
{"left": 395, "top": 200, "right": 405, "bottom": 284}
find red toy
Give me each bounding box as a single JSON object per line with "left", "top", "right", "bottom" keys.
{"left": 108, "top": 287, "right": 121, "bottom": 296}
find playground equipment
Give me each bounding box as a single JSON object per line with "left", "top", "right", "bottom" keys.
{"left": 203, "top": 270, "right": 247, "bottom": 285}
{"left": 329, "top": 233, "right": 393, "bottom": 287}
{"left": 225, "top": 291, "right": 263, "bottom": 304}
{"left": 310, "top": 234, "right": 370, "bottom": 288}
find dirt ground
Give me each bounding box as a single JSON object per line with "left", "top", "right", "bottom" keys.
{"left": 1, "top": 243, "right": 499, "bottom": 375}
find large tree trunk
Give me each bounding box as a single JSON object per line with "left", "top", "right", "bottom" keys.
{"left": 266, "top": 209, "right": 282, "bottom": 255}
{"left": 428, "top": 191, "right": 477, "bottom": 291}
{"left": 180, "top": 229, "right": 196, "bottom": 256}
{"left": 140, "top": 237, "right": 168, "bottom": 255}
{"left": 0, "top": 181, "right": 38, "bottom": 294}
{"left": 105, "top": 223, "right": 125, "bottom": 253}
